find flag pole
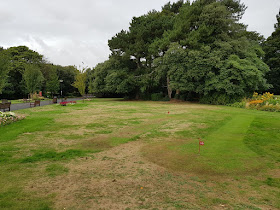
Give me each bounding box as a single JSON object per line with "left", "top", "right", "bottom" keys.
{"left": 199, "top": 138, "right": 200, "bottom": 155}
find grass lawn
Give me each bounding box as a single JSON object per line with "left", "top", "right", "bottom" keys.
{"left": 0, "top": 99, "right": 279, "bottom": 209}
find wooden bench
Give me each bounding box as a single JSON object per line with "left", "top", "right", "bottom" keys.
{"left": 23, "top": 98, "right": 31, "bottom": 103}
{"left": 30, "top": 100, "right": 40, "bottom": 107}
{"left": 52, "top": 98, "right": 57, "bottom": 104}
{"left": 0, "top": 102, "right": 11, "bottom": 112}
{"left": 1, "top": 99, "right": 8, "bottom": 103}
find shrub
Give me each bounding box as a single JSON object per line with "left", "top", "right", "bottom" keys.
{"left": 200, "top": 93, "right": 242, "bottom": 105}
{"left": 258, "top": 104, "right": 280, "bottom": 112}
{"left": 252, "top": 92, "right": 274, "bottom": 101}
{"left": 267, "top": 98, "right": 280, "bottom": 105}
{"left": 151, "top": 93, "right": 164, "bottom": 101}
{"left": 0, "top": 111, "right": 25, "bottom": 126}
{"left": 227, "top": 101, "right": 246, "bottom": 108}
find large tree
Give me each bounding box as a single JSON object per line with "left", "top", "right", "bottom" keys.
{"left": 106, "top": 2, "right": 183, "bottom": 98}
{"left": 153, "top": 0, "right": 269, "bottom": 103}
{"left": 73, "top": 70, "right": 87, "bottom": 97}
{"left": 263, "top": 10, "right": 280, "bottom": 94}
{"left": 56, "top": 65, "right": 78, "bottom": 96}
{"left": 2, "top": 46, "right": 44, "bottom": 99}
{"left": 93, "top": 0, "right": 270, "bottom": 103}
{"left": 0, "top": 51, "right": 9, "bottom": 94}
{"left": 46, "top": 66, "right": 60, "bottom": 97}
{"left": 23, "top": 64, "right": 44, "bottom": 97}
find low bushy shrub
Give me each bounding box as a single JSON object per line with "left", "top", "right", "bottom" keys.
{"left": 0, "top": 111, "right": 24, "bottom": 126}
{"left": 200, "top": 93, "right": 242, "bottom": 105}
{"left": 257, "top": 104, "right": 280, "bottom": 112}
{"left": 227, "top": 101, "right": 246, "bottom": 108}
{"left": 151, "top": 93, "right": 169, "bottom": 101}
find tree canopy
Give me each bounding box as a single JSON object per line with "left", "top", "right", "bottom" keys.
{"left": 0, "top": 1, "right": 278, "bottom": 103}
{"left": 0, "top": 46, "right": 81, "bottom": 99}
{"left": 91, "top": 0, "right": 271, "bottom": 104}
{"left": 263, "top": 10, "right": 280, "bottom": 94}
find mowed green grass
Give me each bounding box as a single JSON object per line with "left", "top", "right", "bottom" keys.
{"left": 0, "top": 99, "right": 279, "bottom": 209}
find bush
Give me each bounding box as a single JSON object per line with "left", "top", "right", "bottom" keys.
{"left": 0, "top": 111, "right": 24, "bottom": 126}
{"left": 179, "top": 94, "right": 187, "bottom": 101}
{"left": 258, "top": 104, "right": 280, "bottom": 112}
{"left": 200, "top": 93, "right": 242, "bottom": 105}
{"left": 267, "top": 98, "right": 280, "bottom": 105}
{"left": 227, "top": 101, "right": 246, "bottom": 108}
{"left": 151, "top": 93, "right": 164, "bottom": 101}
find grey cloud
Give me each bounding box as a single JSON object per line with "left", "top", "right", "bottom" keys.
{"left": 0, "top": 0, "right": 279, "bottom": 68}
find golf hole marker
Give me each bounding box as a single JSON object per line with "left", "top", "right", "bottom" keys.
{"left": 199, "top": 138, "right": 204, "bottom": 154}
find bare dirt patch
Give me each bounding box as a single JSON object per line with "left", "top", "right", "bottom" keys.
{"left": 26, "top": 141, "right": 200, "bottom": 209}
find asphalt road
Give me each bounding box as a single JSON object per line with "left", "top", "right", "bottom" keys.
{"left": 9, "top": 98, "right": 83, "bottom": 111}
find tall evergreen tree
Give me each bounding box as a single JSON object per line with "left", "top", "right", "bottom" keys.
{"left": 93, "top": 0, "right": 270, "bottom": 103}
{"left": 154, "top": 0, "right": 269, "bottom": 103}
{"left": 263, "top": 10, "right": 280, "bottom": 94}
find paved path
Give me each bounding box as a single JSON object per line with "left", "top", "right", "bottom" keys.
{"left": 10, "top": 98, "right": 83, "bottom": 111}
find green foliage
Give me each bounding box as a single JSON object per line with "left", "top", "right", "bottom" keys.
{"left": 23, "top": 64, "right": 44, "bottom": 95}
{"left": 73, "top": 70, "right": 87, "bottom": 96}
{"left": 92, "top": 56, "right": 138, "bottom": 97}
{"left": 45, "top": 66, "right": 59, "bottom": 96}
{"left": 151, "top": 93, "right": 164, "bottom": 101}
{"left": 93, "top": 0, "right": 270, "bottom": 103}
{"left": 56, "top": 65, "right": 78, "bottom": 96}
{"left": 200, "top": 93, "right": 242, "bottom": 105}
{"left": 105, "top": 69, "right": 134, "bottom": 94}
{"left": 268, "top": 97, "right": 280, "bottom": 105}
{"left": 227, "top": 101, "right": 246, "bottom": 108}
{"left": 2, "top": 46, "right": 44, "bottom": 99}
{"left": 86, "top": 67, "right": 95, "bottom": 94}
{"left": 0, "top": 52, "right": 9, "bottom": 94}
{"left": 258, "top": 105, "right": 280, "bottom": 112}
{"left": 263, "top": 10, "right": 280, "bottom": 94}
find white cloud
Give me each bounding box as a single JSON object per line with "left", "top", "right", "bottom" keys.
{"left": 0, "top": 0, "right": 279, "bottom": 68}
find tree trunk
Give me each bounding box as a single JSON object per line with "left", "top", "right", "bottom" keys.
{"left": 167, "top": 76, "right": 172, "bottom": 99}
{"left": 137, "top": 57, "right": 141, "bottom": 69}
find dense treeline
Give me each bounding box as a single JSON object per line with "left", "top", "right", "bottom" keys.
{"left": 0, "top": 46, "right": 82, "bottom": 99}
{"left": 1, "top": 0, "right": 279, "bottom": 103}
{"left": 263, "top": 10, "right": 280, "bottom": 95}
{"left": 90, "top": 0, "right": 279, "bottom": 104}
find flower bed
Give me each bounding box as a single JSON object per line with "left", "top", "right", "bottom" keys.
{"left": 228, "top": 92, "right": 280, "bottom": 112}
{"left": 0, "top": 111, "right": 25, "bottom": 126}
{"left": 59, "top": 101, "right": 77, "bottom": 106}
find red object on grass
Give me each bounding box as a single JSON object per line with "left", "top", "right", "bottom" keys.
{"left": 59, "top": 101, "right": 76, "bottom": 106}
{"left": 198, "top": 139, "right": 204, "bottom": 154}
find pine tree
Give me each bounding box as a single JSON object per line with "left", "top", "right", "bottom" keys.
{"left": 263, "top": 10, "right": 280, "bottom": 94}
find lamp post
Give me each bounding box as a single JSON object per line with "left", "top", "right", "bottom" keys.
{"left": 60, "top": 80, "right": 63, "bottom": 98}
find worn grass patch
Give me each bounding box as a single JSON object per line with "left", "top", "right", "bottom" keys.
{"left": 46, "top": 164, "right": 69, "bottom": 177}
{"left": 0, "top": 99, "right": 279, "bottom": 209}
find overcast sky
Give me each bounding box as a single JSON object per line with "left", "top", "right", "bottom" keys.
{"left": 0, "top": 0, "right": 279, "bottom": 69}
